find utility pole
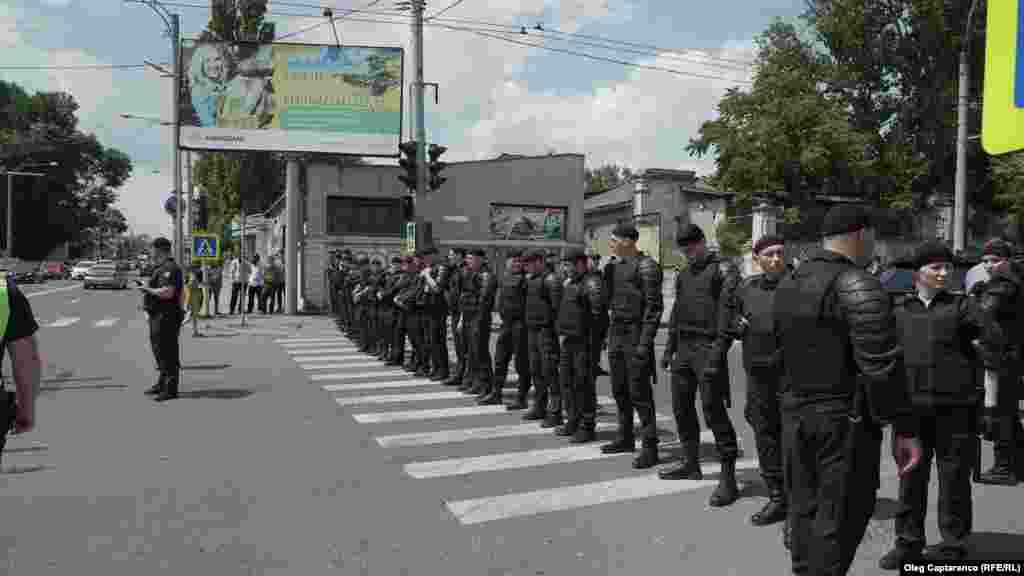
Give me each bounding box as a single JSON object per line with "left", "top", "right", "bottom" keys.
{"left": 412, "top": 0, "right": 427, "bottom": 201}
{"left": 954, "top": 0, "right": 981, "bottom": 254}
{"left": 171, "top": 12, "right": 184, "bottom": 264}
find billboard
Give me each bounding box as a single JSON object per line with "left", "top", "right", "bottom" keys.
{"left": 179, "top": 41, "right": 404, "bottom": 156}
{"left": 489, "top": 204, "right": 566, "bottom": 241}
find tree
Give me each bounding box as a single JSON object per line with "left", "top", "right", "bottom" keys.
{"left": 585, "top": 163, "right": 634, "bottom": 195}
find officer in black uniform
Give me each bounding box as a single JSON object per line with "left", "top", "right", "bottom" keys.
{"left": 376, "top": 257, "right": 402, "bottom": 360}
{"left": 976, "top": 238, "right": 1024, "bottom": 485}
{"left": 0, "top": 270, "right": 41, "bottom": 463}
{"left": 388, "top": 256, "right": 416, "bottom": 367}
{"left": 474, "top": 250, "right": 497, "bottom": 398}
{"left": 457, "top": 249, "right": 494, "bottom": 394}
{"left": 351, "top": 256, "right": 371, "bottom": 349}
{"left": 443, "top": 248, "right": 467, "bottom": 387}
{"left": 368, "top": 259, "right": 385, "bottom": 355}
{"left": 404, "top": 253, "right": 428, "bottom": 375}
{"left": 486, "top": 250, "right": 530, "bottom": 406}
{"left": 727, "top": 234, "right": 788, "bottom": 524}
{"left": 421, "top": 247, "right": 452, "bottom": 382}
{"left": 879, "top": 240, "right": 998, "bottom": 569}
{"left": 337, "top": 249, "right": 353, "bottom": 332}
{"left": 523, "top": 250, "right": 563, "bottom": 424}
{"left": 556, "top": 248, "right": 605, "bottom": 443}
{"left": 659, "top": 224, "right": 742, "bottom": 505}
{"left": 773, "top": 206, "right": 921, "bottom": 575}
{"left": 601, "top": 223, "right": 663, "bottom": 469}
{"left": 139, "top": 237, "right": 185, "bottom": 402}
{"left": 344, "top": 258, "right": 362, "bottom": 339}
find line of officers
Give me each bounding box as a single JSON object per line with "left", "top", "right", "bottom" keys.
{"left": 326, "top": 205, "right": 1024, "bottom": 575}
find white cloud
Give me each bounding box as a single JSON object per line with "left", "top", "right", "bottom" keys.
{"left": 38, "top": 0, "right": 73, "bottom": 7}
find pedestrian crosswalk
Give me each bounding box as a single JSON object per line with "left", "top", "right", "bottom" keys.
{"left": 275, "top": 334, "right": 759, "bottom": 527}
{"left": 43, "top": 316, "right": 123, "bottom": 329}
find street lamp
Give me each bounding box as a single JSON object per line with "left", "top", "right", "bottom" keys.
{"left": 126, "top": 0, "right": 182, "bottom": 264}
{"left": 954, "top": 0, "right": 983, "bottom": 254}
{"left": 3, "top": 161, "right": 58, "bottom": 258}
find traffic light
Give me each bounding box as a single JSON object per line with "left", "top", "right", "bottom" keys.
{"left": 398, "top": 141, "right": 418, "bottom": 191}
{"left": 193, "top": 194, "right": 208, "bottom": 231}
{"left": 428, "top": 144, "right": 447, "bottom": 192}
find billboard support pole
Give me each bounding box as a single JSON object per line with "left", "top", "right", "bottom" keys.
{"left": 285, "top": 158, "right": 300, "bottom": 315}
{"left": 413, "top": 1, "right": 427, "bottom": 210}
{"left": 171, "top": 13, "right": 183, "bottom": 265}
{"left": 240, "top": 207, "right": 247, "bottom": 328}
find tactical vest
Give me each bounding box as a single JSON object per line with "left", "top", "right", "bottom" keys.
{"left": 740, "top": 276, "right": 779, "bottom": 369}
{"left": 459, "top": 271, "right": 481, "bottom": 314}
{"left": 609, "top": 258, "right": 644, "bottom": 323}
{"left": 557, "top": 275, "right": 589, "bottom": 337}
{"left": 0, "top": 279, "right": 11, "bottom": 346}
{"left": 775, "top": 260, "right": 853, "bottom": 397}
{"left": 499, "top": 274, "right": 526, "bottom": 320}
{"left": 525, "top": 274, "right": 553, "bottom": 327}
{"left": 896, "top": 294, "right": 975, "bottom": 406}
{"left": 673, "top": 259, "right": 722, "bottom": 337}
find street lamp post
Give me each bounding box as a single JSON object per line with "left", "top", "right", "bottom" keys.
{"left": 3, "top": 162, "right": 57, "bottom": 258}
{"left": 954, "top": 0, "right": 982, "bottom": 253}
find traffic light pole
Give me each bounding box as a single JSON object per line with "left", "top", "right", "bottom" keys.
{"left": 413, "top": 0, "right": 427, "bottom": 202}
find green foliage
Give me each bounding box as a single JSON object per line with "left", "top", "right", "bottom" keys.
{"left": 585, "top": 164, "right": 634, "bottom": 195}
{"left": 715, "top": 216, "right": 752, "bottom": 259}
{"left": 990, "top": 151, "right": 1024, "bottom": 226}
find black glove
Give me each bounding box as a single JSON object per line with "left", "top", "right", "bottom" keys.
{"left": 633, "top": 345, "right": 650, "bottom": 365}
{"left": 660, "top": 352, "right": 673, "bottom": 372}
{"left": 1, "top": 390, "right": 15, "bottom": 433}
{"left": 701, "top": 344, "right": 723, "bottom": 383}
{"left": 980, "top": 406, "right": 999, "bottom": 442}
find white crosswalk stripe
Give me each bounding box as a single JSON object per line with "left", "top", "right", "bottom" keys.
{"left": 94, "top": 318, "right": 118, "bottom": 328}
{"left": 45, "top": 317, "right": 80, "bottom": 328}
{"left": 277, "top": 333, "right": 753, "bottom": 526}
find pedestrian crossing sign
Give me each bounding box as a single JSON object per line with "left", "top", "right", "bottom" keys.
{"left": 982, "top": 0, "right": 1024, "bottom": 154}
{"left": 192, "top": 233, "right": 220, "bottom": 262}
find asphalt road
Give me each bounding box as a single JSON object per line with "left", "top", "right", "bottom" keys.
{"left": 1, "top": 289, "right": 1023, "bottom": 575}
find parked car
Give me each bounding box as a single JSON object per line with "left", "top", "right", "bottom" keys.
{"left": 71, "top": 260, "right": 95, "bottom": 280}
{"left": 43, "top": 261, "right": 69, "bottom": 280}
{"left": 9, "top": 261, "right": 44, "bottom": 284}
{"left": 83, "top": 261, "right": 129, "bottom": 290}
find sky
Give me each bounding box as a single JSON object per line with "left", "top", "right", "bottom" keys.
{"left": 0, "top": 0, "right": 806, "bottom": 237}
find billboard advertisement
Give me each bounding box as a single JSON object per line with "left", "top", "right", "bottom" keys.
{"left": 179, "top": 41, "right": 404, "bottom": 156}
{"left": 489, "top": 204, "right": 566, "bottom": 241}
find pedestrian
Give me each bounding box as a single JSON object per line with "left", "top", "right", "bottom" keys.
{"left": 491, "top": 250, "right": 531, "bottom": 408}
{"left": 727, "top": 234, "right": 788, "bottom": 525}
{"left": 456, "top": 248, "right": 493, "bottom": 395}
{"left": 600, "top": 223, "right": 663, "bottom": 469}
{"left": 879, "top": 240, "right": 999, "bottom": 569}
{"left": 205, "top": 259, "right": 222, "bottom": 316}
{"left": 138, "top": 237, "right": 185, "bottom": 402}
{"left": 442, "top": 248, "right": 468, "bottom": 387}
{"left": 523, "top": 250, "right": 563, "bottom": 424}
{"left": 390, "top": 256, "right": 416, "bottom": 367}
{"left": 974, "top": 238, "right": 1024, "bottom": 485}
{"left": 773, "top": 205, "right": 921, "bottom": 575}
{"left": 185, "top": 264, "right": 204, "bottom": 337}
{"left": 262, "top": 256, "right": 278, "bottom": 314}
{"left": 403, "top": 253, "right": 428, "bottom": 374}
{"left": 273, "top": 252, "right": 284, "bottom": 312}
{"left": 555, "top": 248, "right": 605, "bottom": 443}
{"left": 376, "top": 256, "right": 402, "bottom": 360}
{"left": 0, "top": 267, "right": 42, "bottom": 467}
{"left": 421, "top": 246, "right": 453, "bottom": 382}
{"left": 659, "top": 224, "right": 742, "bottom": 508}
{"left": 227, "top": 252, "right": 246, "bottom": 315}
{"left": 246, "top": 254, "right": 263, "bottom": 314}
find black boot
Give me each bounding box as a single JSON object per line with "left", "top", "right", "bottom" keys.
{"left": 878, "top": 541, "right": 923, "bottom": 571}
{"left": 478, "top": 391, "right": 503, "bottom": 405}
{"left": 600, "top": 436, "right": 635, "bottom": 454}
{"left": 659, "top": 444, "right": 703, "bottom": 480}
{"left": 750, "top": 485, "right": 786, "bottom": 526}
{"left": 145, "top": 376, "right": 164, "bottom": 396}
{"left": 633, "top": 440, "right": 659, "bottom": 469}
{"left": 782, "top": 518, "right": 791, "bottom": 550}
{"left": 154, "top": 377, "right": 178, "bottom": 402}
{"left": 522, "top": 402, "right": 545, "bottom": 421}
{"left": 571, "top": 427, "right": 596, "bottom": 444}
{"left": 555, "top": 422, "right": 577, "bottom": 437}
{"left": 708, "top": 458, "right": 739, "bottom": 507}
{"left": 505, "top": 395, "right": 528, "bottom": 411}
{"left": 541, "top": 412, "right": 563, "bottom": 429}
{"left": 979, "top": 451, "right": 1019, "bottom": 485}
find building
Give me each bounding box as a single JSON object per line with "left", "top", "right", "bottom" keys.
{"left": 584, "top": 168, "right": 732, "bottom": 267}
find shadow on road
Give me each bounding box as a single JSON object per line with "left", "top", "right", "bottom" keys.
{"left": 197, "top": 332, "right": 240, "bottom": 339}
{"left": 181, "top": 363, "right": 232, "bottom": 371}
{"left": 2, "top": 464, "right": 48, "bottom": 475}
{"left": 179, "top": 388, "right": 253, "bottom": 400}
{"left": 969, "top": 532, "right": 1024, "bottom": 561}
{"left": 42, "top": 383, "right": 127, "bottom": 392}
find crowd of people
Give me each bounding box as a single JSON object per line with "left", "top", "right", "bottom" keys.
{"left": 325, "top": 206, "right": 1023, "bottom": 575}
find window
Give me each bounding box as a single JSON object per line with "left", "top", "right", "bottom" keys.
{"left": 326, "top": 196, "right": 403, "bottom": 236}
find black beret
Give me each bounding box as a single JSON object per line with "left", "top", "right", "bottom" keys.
{"left": 357, "top": 256, "right": 370, "bottom": 264}
{"left": 342, "top": 249, "right": 352, "bottom": 256}
{"left": 562, "top": 248, "right": 587, "bottom": 262}
{"left": 525, "top": 249, "right": 546, "bottom": 261}
{"left": 152, "top": 237, "right": 172, "bottom": 250}
{"left": 371, "top": 259, "right": 382, "bottom": 266}
{"left": 677, "top": 224, "right": 705, "bottom": 246}
{"left": 391, "top": 256, "right": 402, "bottom": 264}
{"left": 821, "top": 205, "right": 871, "bottom": 237}
{"left": 469, "top": 248, "right": 486, "bottom": 257}
{"left": 611, "top": 223, "right": 639, "bottom": 241}
{"left": 451, "top": 247, "right": 467, "bottom": 256}
{"left": 983, "top": 238, "right": 1013, "bottom": 259}
{"left": 752, "top": 234, "right": 784, "bottom": 255}
{"left": 911, "top": 240, "right": 953, "bottom": 269}
{"left": 506, "top": 248, "right": 523, "bottom": 258}
{"left": 422, "top": 246, "right": 439, "bottom": 256}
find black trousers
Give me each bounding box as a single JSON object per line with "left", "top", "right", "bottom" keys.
{"left": 230, "top": 282, "right": 244, "bottom": 314}
{"left": 993, "top": 363, "right": 1024, "bottom": 461}
{"left": 559, "top": 334, "right": 595, "bottom": 429}
{"left": 461, "top": 311, "right": 492, "bottom": 388}
{"left": 247, "top": 285, "right": 263, "bottom": 313}
{"left": 671, "top": 340, "right": 739, "bottom": 459}
{"left": 784, "top": 401, "right": 881, "bottom": 576}
{"left": 391, "top": 310, "right": 408, "bottom": 363}
{"left": 428, "top": 306, "right": 449, "bottom": 378}
{"left": 526, "top": 325, "right": 558, "bottom": 412}
{"left": 494, "top": 318, "right": 530, "bottom": 398}
{"left": 451, "top": 308, "right": 465, "bottom": 382}
{"left": 896, "top": 406, "right": 974, "bottom": 552}
{"left": 745, "top": 366, "right": 782, "bottom": 487}
{"left": 608, "top": 322, "right": 657, "bottom": 442}
{"left": 148, "top": 310, "right": 182, "bottom": 390}
{"left": 406, "top": 308, "right": 426, "bottom": 369}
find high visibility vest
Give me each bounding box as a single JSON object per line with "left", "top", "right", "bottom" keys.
{"left": 0, "top": 279, "right": 10, "bottom": 341}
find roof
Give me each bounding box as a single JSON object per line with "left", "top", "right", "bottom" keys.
{"left": 584, "top": 174, "right": 734, "bottom": 213}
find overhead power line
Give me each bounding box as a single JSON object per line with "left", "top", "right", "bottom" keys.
{"left": 425, "top": 0, "right": 469, "bottom": 21}
{"left": 0, "top": 63, "right": 160, "bottom": 70}
{"left": 276, "top": 0, "right": 387, "bottom": 40}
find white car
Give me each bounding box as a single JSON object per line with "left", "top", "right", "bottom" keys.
{"left": 70, "top": 260, "right": 95, "bottom": 280}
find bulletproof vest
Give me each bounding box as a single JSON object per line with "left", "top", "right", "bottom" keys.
{"left": 525, "top": 273, "right": 554, "bottom": 327}
{"left": 557, "top": 275, "right": 588, "bottom": 337}
{"left": 775, "top": 259, "right": 853, "bottom": 397}
{"left": 673, "top": 257, "right": 722, "bottom": 337}
{"left": 459, "top": 270, "right": 481, "bottom": 313}
{"left": 609, "top": 257, "right": 643, "bottom": 323}
{"left": 739, "top": 276, "right": 780, "bottom": 368}
{"left": 991, "top": 265, "right": 1024, "bottom": 360}
{"left": 896, "top": 294, "right": 975, "bottom": 403}
{"left": 146, "top": 261, "right": 182, "bottom": 314}
{"left": 499, "top": 273, "right": 526, "bottom": 320}
{"left": 446, "top": 266, "right": 462, "bottom": 309}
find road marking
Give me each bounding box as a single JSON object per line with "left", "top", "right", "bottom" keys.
{"left": 375, "top": 415, "right": 679, "bottom": 448}
{"left": 334, "top": 390, "right": 481, "bottom": 406}
{"left": 94, "top": 318, "right": 118, "bottom": 328}
{"left": 352, "top": 395, "right": 615, "bottom": 424}
{"left": 445, "top": 458, "right": 761, "bottom": 525}
{"left": 68, "top": 298, "right": 80, "bottom": 304}
{"left": 276, "top": 337, "right": 351, "bottom": 344}
{"left": 301, "top": 361, "right": 402, "bottom": 370}
{"left": 292, "top": 355, "right": 380, "bottom": 364}
{"left": 323, "top": 379, "right": 435, "bottom": 391}
{"left": 282, "top": 343, "right": 360, "bottom": 351}
{"left": 311, "top": 370, "right": 410, "bottom": 381}
{"left": 26, "top": 284, "right": 81, "bottom": 299}
{"left": 45, "top": 317, "right": 79, "bottom": 328}
{"left": 406, "top": 444, "right": 630, "bottom": 479}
